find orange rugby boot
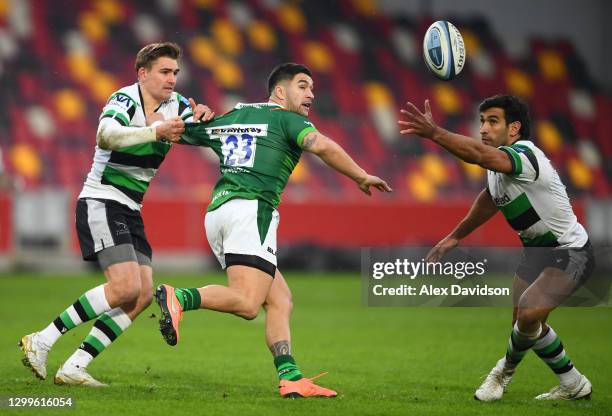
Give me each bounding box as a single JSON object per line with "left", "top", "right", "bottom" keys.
{"left": 279, "top": 372, "right": 338, "bottom": 398}
{"left": 155, "top": 284, "right": 183, "bottom": 346}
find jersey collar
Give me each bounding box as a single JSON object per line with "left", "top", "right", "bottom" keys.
{"left": 234, "top": 102, "right": 282, "bottom": 109}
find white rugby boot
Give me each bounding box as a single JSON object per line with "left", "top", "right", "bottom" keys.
{"left": 535, "top": 375, "right": 592, "bottom": 400}
{"left": 474, "top": 364, "right": 515, "bottom": 401}
{"left": 54, "top": 364, "right": 108, "bottom": 387}
{"left": 19, "top": 332, "right": 50, "bottom": 380}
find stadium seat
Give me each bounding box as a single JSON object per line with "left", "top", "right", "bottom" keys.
{"left": 1, "top": 0, "right": 608, "bottom": 198}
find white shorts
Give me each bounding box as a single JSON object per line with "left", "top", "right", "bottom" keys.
{"left": 205, "top": 198, "right": 279, "bottom": 277}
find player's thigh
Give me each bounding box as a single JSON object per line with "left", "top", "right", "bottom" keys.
{"left": 103, "top": 258, "right": 142, "bottom": 302}
{"left": 138, "top": 263, "right": 154, "bottom": 296}
{"left": 265, "top": 269, "right": 292, "bottom": 308}
{"left": 519, "top": 267, "right": 577, "bottom": 312}
{"left": 512, "top": 274, "right": 531, "bottom": 306}
{"left": 271, "top": 269, "right": 292, "bottom": 300}
{"left": 512, "top": 274, "right": 531, "bottom": 324}
{"left": 227, "top": 265, "right": 274, "bottom": 306}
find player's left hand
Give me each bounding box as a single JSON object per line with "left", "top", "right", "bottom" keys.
{"left": 189, "top": 98, "right": 215, "bottom": 122}
{"left": 398, "top": 100, "right": 438, "bottom": 138}
{"left": 358, "top": 175, "right": 393, "bottom": 196}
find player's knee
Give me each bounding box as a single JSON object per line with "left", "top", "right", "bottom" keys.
{"left": 516, "top": 308, "right": 540, "bottom": 326}
{"left": 239, "top": 304, "right": 261, "bottom": 321}
{"left": 109, "top": 277, "right": 141, "bottom": 305}
{"left": 281, "top": 295, "right": 293, "bottom": 315}
{"left": 139, "top": 288, "right": 153, "bottom": 308}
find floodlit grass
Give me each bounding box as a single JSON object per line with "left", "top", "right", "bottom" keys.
{"left": 1, "top": 272, "right": 610, "bottom": 415}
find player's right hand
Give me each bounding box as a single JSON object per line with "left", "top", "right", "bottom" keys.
{"left": 155, "top": 116, "right": 185, "bottom": 142}
{"left": 357, "top": 175, "right": 393, "bottom": 196}
{"left": 425, "top": 236, "right": 459, "bottom": 262}
{"left": 189, "top": 98, "right": 215, "bottom": 122}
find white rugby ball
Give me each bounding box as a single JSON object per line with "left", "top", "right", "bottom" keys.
{"left": 423, "top": 21, "right": 466, "bottom": 81}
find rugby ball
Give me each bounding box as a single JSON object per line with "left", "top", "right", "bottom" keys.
{"left": 423, "top": 21, "right": 466, "bottom": 81}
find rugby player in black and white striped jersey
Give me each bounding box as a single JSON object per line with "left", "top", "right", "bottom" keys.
{"left": 19, "top": 42, "right": 213, "bottom": 386}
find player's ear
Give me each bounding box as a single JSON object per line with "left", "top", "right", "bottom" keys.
{"left": 273, "top": 84, "right": 286, "bottom": 101}
{"left": 509, "top": 121, "right": 521, "bottom": 138}
{"left": 137, "top": 66, "right": 147, "bottom": 81}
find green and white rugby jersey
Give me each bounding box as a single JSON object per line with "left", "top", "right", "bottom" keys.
{"left": 180, "top": 102, "right": 317, "bottom": 211}
{"left": 79, "top": 83, "right": 193, "bottom": 210}
{"left": 488, "top": 140, "right": 588, "bottom": 247}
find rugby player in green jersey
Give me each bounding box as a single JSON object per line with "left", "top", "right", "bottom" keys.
{"left": 155, "top": 63, "right": 392, "bottom": 397}
{"left": 399, "top": 95, "right": 594, "bottom": 401}
{"left": 19, "top": 42, "right": 213, "bottom": 386}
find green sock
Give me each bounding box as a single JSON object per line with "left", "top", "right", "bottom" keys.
{"left": 274, "top": 355, "right": 303, "bottom": 381}
{"left": 174, "top": 288, "right": 201, "bottom": 311}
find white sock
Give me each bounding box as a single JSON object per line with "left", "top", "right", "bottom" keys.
{"left": 514, "top": 321, "right": 542, "bottom": 339}
{"left": 38, "top": 323, "right": 62, "bottom": 347}
{"left": 64, "top": 349, "right": 94, "bottom": 370}
{"left": 558, "top": 366, "right": 582, "bottom": 387}
{"left": 494, "top": 356, "right": 508, "bottom": 372}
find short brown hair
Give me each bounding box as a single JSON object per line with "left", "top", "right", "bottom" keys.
{"left": 134, "top": 42, "right": 182, "bottom": 72}
{"left": 267, "top": 63, "right": 312, "bottom": 96}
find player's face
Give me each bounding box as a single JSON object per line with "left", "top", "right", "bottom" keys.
{"left": 479, "top": 107, "right": 514, "bottom": 147}
{"left": 285, "top": 73, "right": 314, "bottom": 117}
{"left": 139, "top": 57, "right": 180, "bottom": 102}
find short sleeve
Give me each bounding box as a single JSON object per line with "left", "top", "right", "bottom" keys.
{"left": 498, "top": 144, "right": 539, "bottom": 182}
{"left": 179, "top": 122, "right": 213, "bottom": 147}
{"left": 177, "top": 94, "right": 194, "bottom": 121}
{"left": 99, "top": 92, "right": 137, "bottom": 126}
{"left": 279, "top": 110, "right": 317, "bottom": 147}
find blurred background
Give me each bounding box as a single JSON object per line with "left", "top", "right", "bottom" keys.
{"left": 0, "top": 0, "right": 611, "bottom": 272}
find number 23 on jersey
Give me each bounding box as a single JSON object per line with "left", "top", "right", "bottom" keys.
{"left": 210, "top": 124, "right": 268, "bottom": 168}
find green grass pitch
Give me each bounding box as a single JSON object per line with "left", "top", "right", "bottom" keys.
{"left": 1, "top": 272, "right": 610, "bottom": 415}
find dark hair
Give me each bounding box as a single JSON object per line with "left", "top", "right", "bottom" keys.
{"left": 135, "top": 42, "right": 182, "bottom": 72}
{"left": 478, "top": 95, "right": 531, "bottom": 140}
{"left": 267, "top": 63, "right": 312, "bottom": 96}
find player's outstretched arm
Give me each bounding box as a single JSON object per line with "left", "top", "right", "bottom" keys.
{"left": 426, "top": 188, "right": 498, "bottom": 262}
{"left": 301, "top": 131, "right": 392, "bottom": 196}
{"left": 96, "top": 116, "right": 185, "bottom": 150}
{"left": 398, "top": 100, "right": 513, "bottom": 173}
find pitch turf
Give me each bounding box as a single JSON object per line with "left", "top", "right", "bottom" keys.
{"left": 1, "top": 272, "right": 610, "bottom": 415}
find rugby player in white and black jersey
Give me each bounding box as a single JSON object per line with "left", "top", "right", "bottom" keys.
{"left": 399, "top": 95, "right": 594, "bottom": 401}
{"left": 19, "top": 42, "right": 213, "bottom": 386}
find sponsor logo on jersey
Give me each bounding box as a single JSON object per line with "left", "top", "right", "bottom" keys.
{"left": 267, "top": 246, "right": 276, "bottom": 255}
{"left": 493, "top": 193, "right": 511, "bottom": 206}
{"left": 107, "top": 94, "right": 134, "bottom": 110}
{"left": 206, "top": 124, "right": 268, "bottom": 138}
{"left": 221, "top": 167, "right": 248, "bottom": 174}
{"left": 211, "top": 189, "right": 230, "bottom": 202}
{"left": 210, "top": 126, "right": 262, "bottom": 135}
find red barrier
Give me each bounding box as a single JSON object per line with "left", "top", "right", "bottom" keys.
{"left": 0, "top": 194, "right": 11, "bottom": 251}
{"left": 61, "top": 196, "right": 585, "bottom": 253}
{"left": 277, "top": 201, "right": 521, "bottom": 247}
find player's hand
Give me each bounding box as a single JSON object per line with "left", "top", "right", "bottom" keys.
{"left": 398, "top": 99, "right": 438, "bottom": 139}
{"left": 357, "top": 175, "right": 393, "bottom": 196}
{"left": 146, "top": 112, "right": 165, "bottom": 126}
{"left": 189, "top": 98, "right": 215, "bottom": 122}
{"left": 155, "top": 116, "right": 185, "bottom": 142}
{"left": 425, "top": 236, "right": 459, "bottom": 262}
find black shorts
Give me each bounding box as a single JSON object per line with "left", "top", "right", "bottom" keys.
{"left": 76, "top": 198, "right": 152, "bottom": 262}
{"left": 516, "top": 240, "right": 595, "bottom": 286}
